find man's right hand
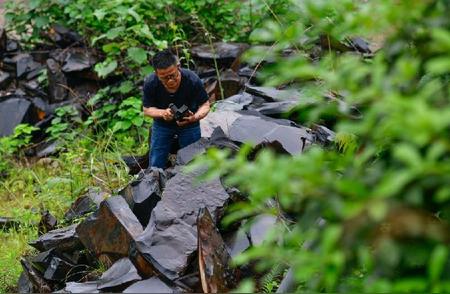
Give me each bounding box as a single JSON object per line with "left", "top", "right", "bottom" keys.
{"left": 161, "top": 108, "right": 174, "bottom": 121}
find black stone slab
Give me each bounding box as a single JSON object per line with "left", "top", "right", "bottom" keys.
{"left": 76, "top": 196, "right": 143, "bottom": 262}
{"left": 229, "top": 115, "right": 312, "bottom": 155}
{"left": 134, "top": 168, "right": 231, "bottom": 280}
{"left": 97, "top": 258, "right": 141, "bottom": 291}
{"left": 123, "top": 277, "right": 174, "bottom": 293}
{"left": 29, "top": 224, "right": 82, "bottom": 253}
{"left": 46, "top": 58, "right": 68, "bottom": 103}
{"left": 0, "top": 98, "right": 38, "bottom": 137}
{"left": 64, "top": 189, "right": 108, "bottom": 223}
{"left": 119, "top": 168, "right": 165, "bottom": 227}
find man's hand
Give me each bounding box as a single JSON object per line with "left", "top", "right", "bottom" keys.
{"left": 176, "top": 111, "right": 197, "bottom": 127}
{"left": 162, "top": 108, "right": 174, "bottom": 121}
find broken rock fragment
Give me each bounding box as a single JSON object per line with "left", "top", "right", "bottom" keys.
{"left": 29, "top": 224, "right": 82, "bottom": 252}
{"left": 76, "top": 196, "right": 143, "bottom": 263}
{"left": 0, "top": 70, "right": 12, "bottom": 89}
{"left": 62, "top": 50, "right": 96, "bottom": 73}
{"left": 64, "top": 189, "right": 108, "bottom": 223}
{"left": 198, "top": 208, "right": 237, "bottom": 293}
{"left": 229, "top": 115, "right": 313, "bottom": 155}
{"left": 119, "top": 168, "right": 165, "bottom": 227}
{"left": 123, "top": 277, "right": 174, "bottom": 293}
{"left": 97, "top": 258, "right": 142, "bottom": 291}
{"left": 46, "top": 58, "right": 68, "bottom": 103}
{"left": 249, "top": 214, "right": 277, "bottom": 246}
{"left": 191, "top": 42, "right": 249, "bottom": 68}
{"left": 133, "top": 168, "right": 231, "bottom": 280}
{"left": 122, "top": 154, "right": 149, "bottom": 175}
{"left": 0, "top": 216, "right": 21, "bottom": 230}
{"left": 244, "top": 84, "right": 303, "bottom": 103}
{"left": 0, "top": 98, "right": 39, "bottom": 137}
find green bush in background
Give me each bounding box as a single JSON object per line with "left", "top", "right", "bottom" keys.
{"left": 193, "top": 0, "right": 450, "bottom": 292}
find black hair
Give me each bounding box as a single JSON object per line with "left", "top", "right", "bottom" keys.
{"left": 152, "top": 49, "right": 178, "bottom": 69}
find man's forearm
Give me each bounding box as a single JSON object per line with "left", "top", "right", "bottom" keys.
{"left": 194, "top": 101, "right": 210, "bottom": 121}
{"left": 143, "top": 107, "right": 165, "bottom": 119}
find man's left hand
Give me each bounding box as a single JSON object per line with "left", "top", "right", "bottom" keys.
{"left": 176, "top": 111, "right": 197, "bottom": 127}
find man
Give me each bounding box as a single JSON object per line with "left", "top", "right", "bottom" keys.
{"left": 143, "top": 49, "right": 210, "bottom": 168}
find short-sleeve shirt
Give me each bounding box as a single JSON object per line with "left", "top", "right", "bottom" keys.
{"left": 143, "top": 68, "right": 208, "bottom": 128}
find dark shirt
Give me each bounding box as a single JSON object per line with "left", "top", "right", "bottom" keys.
{"left": 143, "top": 68, "right": 208, "bottom": 128}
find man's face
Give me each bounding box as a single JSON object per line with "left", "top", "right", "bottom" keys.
{"left": 156, "top": 64, "right": 181, "bottom": 92}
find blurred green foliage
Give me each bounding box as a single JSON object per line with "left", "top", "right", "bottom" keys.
{"left": 192, "top": 0, "right": 450, "bottom": 292}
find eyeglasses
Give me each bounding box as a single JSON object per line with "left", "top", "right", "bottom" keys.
{"left": 158, "top": 70, "right": 179, "bottom": 83}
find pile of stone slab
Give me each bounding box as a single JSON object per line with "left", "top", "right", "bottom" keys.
{"left": 19, "top": 163, "right": 279, "bottom": 293}
{"left": 0, "top": 25, "right": 102, "bottom": 158}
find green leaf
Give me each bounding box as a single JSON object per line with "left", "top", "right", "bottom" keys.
{"left": 113, "top": 120, "right": 132, "bottom": 132}
{"left": 102, "top": 42, "right": 121, "bottom": 54}
{"left": 127, "top": 47, "right": 148, "bottom": 64}
{"left": 140, "top": 65, "right": 154, "bottom": 77}
{"left": 429, "top": 245, "right": 448, "bottom": 283}
{"left": 426, "top": 57, "right": 450, "bottom": 75}
{"left": 132, "top": 116, "right": 144, "bottom": 127}
{"left": 34, "top": 16, "right": 49, "bottom": 28}
{"left": 106, "top": 26, "right": 125, "bottom": 40}
{"left": 93, "top": 9, "right": 107, "bottom": 20}
{"left": 118, "top": 81, "right": 134, "bottom": 94}
{"left": 95, "top": 60, "right": 118, "bottom": 78}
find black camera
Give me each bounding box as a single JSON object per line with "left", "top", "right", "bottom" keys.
{"left": 168, "top": 103, "right": 190, "bottom": 121}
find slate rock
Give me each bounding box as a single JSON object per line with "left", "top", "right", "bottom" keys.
{"left": 34, "top": 140, "right": 61, "bottom": 158}
{"left": 38, "top": 210, "right": 58, "bottom": 236}
{"left": 46, "top": 58, "right": 68, "bottom": 103}
{"left": 22, "top": 80, "right": 48, "bottom": 99}
{"left": 97, "top": 258, "right": 141, "bottom": 291}
{"left": 311, "top": 124, "right": 335, "bottom": 146}
{"left": 0, "top": 28, "right": 6, "bottom": 53}
{"left": 249, "top": 214, "right": 277, "bottom": 246}
{"left": 0, "top": 216, "right": 21, "bottom": 230}
{"left": 29, "top": 224, "right": 82, "bottom": 253}
{"left": 134, "top": 168, "right": 231, "bottom": 280}
{"left": 62, "top": 50, "right": 96, "bottom": 73}
{"left": 191, "top": 42, "right": 249, "bottom": 68}
{"left": 200, "top": 110, "right": 243, "bottom": 138}
{"left": 0, "top": 71, "right": 12, "bottom": 89}
{"left": 123, "top": 277, "right": 174, "bottom": 293}
{"left": 0, "top": 98, "right": 38, "bottom": 137}
{"left": 244, "top": 84, "right": 302, "bottom": 102}
{"left": 250, "top": 100, "right": 300, "bottom": 116}
{"left": 229, "top": 115, "right": 312, "bottom": 155}
{"left": 43, "top": 256, "right": 76, "bottom": 281}
{"left": 18, "top": 271, "right": 33, "bottom": 294}
{"left": 176, "top": 127, "right": 239, "bottom": 166}
{"left": 6, "top": 39, "right": 19, "bottom": 52}
{"left": 64, "top": 281, "right": 99, "bottom": 293}
{"left": 215, "top": 92, "right": 254, "bottom": 112}
{"left": 276, "top": 268, "right": 295, "bottom": 293}
{"left": 347, "top": 37, "right": 372, "bottom": 54}
{"left": 198, "top": 208, "right": 236, "bottom": 293}
{"left": 176, "top": 137, "right": 209, "bottom": 165}
{"left": 20, "top": 258, "right": 52, "bottom": 293}
{"left": 122, "top": 154, "right": 149, "bottom": 175}
{"left": 119, "top": 168, "right": 165, "bottom": 227}
{"left": 31, "top": 249, "right": 54, "bottom": 274}
{"left": 224, "top": 227, "right": 251, "bottom": 258}
{"left": 76, "top": 196, "right": 143, "bottom": 262}
{"left": 49, "top": 24, "right": 83, "bottom": 47}
{"left": 64, "top": 189, "right": 108, "bottom": 223}
{"left": 4, "top": 53, "right": 41, "bottom": 79}
{"left": 26, "top": 65, "right": 44, "bottom": 80}
{"left": 219, "top": 69, "right": 243, "bottom": 99}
